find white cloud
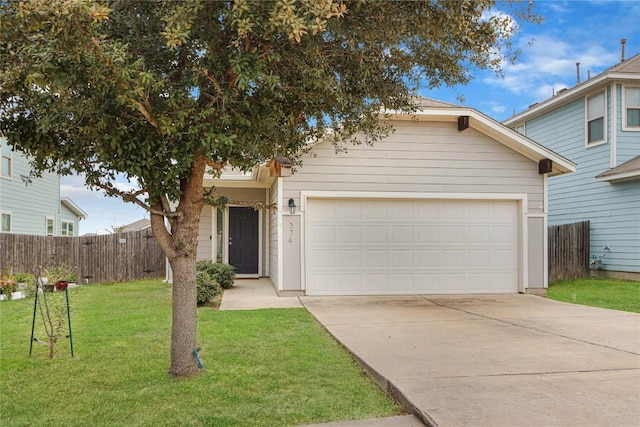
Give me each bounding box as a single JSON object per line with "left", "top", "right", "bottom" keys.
{"left": 60, "top": 174, "right": 147, "bottom": 235}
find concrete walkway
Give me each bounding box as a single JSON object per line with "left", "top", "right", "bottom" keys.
{"left": 219, "top": 278, "right": 303, "bottom": 310}
{"left": 221, "top": 281, "right": 640, "bottom": 426}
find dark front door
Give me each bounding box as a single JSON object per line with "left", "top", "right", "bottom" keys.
{"left": 228, "top": 207, "right": 259, "bottom": 275}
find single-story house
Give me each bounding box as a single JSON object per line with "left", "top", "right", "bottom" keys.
{"left": 200, "top": 99, "right": 575, "bottom": 296}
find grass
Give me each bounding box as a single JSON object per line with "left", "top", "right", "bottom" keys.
{"left": 547, "top": 277, "right": 640, "bottom": 313}
{"left": 0, "top": 280, "right": 401, "bottom": 426}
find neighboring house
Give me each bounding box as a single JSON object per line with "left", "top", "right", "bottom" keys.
{"left": 504, "top": 53, "right": 640, "bottom": 278}
{"left": 121, "top": 218, "right": 151, "bottom": 233}
{"left": 0, "top": 136, "right": 87, "bottom": 236}
{"left": 198, "top": 99, "right": 575, "bottom": 296}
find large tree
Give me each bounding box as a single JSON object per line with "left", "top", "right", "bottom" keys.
{"left": 1, "top": 0, "right": 538, "bottom": 376}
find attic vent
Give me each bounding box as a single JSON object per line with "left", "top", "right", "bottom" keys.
{"left": 457, "top": 116, "right": 470, "bottom": 131}
{"left": 528, "top": 102, "right": 539, "bottom": 109}
{"left": 557, "top": 88, "right": 568, "bottom": 95}
{"left": 539, "top": 159, "right": 553, "bottom": 175}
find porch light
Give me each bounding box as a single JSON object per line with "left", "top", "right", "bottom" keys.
{"left": 288, "top": 198, "right": 296, "bottom": 214}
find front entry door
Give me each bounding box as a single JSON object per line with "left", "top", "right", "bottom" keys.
{"left": 228, "top": 207, "right": 259, "bottom": 275}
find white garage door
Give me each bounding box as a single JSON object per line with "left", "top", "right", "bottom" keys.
{"left": 306, "top": 198, "right": 519, "bottom": 295}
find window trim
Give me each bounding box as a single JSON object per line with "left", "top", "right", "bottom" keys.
{"left": 1, "top": 138, "right": 12, "bottom": 179}
{"left": 585, "top": 90, "right": 607, "bottom": 148}
{"left": 1, "top": 211, "right": 12, "bottom": 233}
{"left": 46, "top": 217, "right": 55, "bottom": 236}
{"left": 622, "top": 85, "right": 640, "bottom": 131}
{"left": 61, "top": 220, "right": 74, "bottom": 236}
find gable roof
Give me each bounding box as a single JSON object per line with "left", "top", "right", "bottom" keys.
{"left": 121, "top": 218, "right": 151, "bottom": 232}
{"left": 385, "top": 100, "right": 576, "bottom": 177}
{"left": 207, "top": 98, "right": 576, "bottom": 188}
{"left": 504, "top": 53, "right": 640, "bottom": 125}
{"left": 596, "top": 155, "right": 640, "bottom": 183}
{"left": 60, "top": 197, "right": 87, "bottom": 220}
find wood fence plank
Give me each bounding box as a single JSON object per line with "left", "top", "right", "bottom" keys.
{"left": 548, "top": 221, "right": 590, "bottom": 283}
{"left": 0, "top": 230, "right": 166, "bottom": 283}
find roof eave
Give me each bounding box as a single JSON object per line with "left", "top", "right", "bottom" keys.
{"left": 595, "top": 170, "right": 640, "bottom": 183}
{"left": 204, "top": 165, "right": 274, "bottom": 188}
{"left": 504, "top": 73, "right": 640, "bottom": 125}
{"left": 61, "top": 197, "right": 88, "bottom": 219}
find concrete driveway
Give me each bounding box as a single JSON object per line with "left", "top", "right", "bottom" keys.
{"left": 300, "top": 294, "right": 640, "bottom": 427}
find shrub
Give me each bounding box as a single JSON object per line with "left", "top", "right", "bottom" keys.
{"left": 13, "top": 272, "right": 35, "bottom": 285}
{"left": 196, "top": 271, "right": 221, "bottom": 305}
{"left": 196, "top": 261, "right": 236, "bottom": 289}
{"left": 45, "top": 263, "right": 77, "bottom": 284}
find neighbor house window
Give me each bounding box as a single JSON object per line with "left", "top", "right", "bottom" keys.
{"left": 1, "top": 138, "right": 11, "bottom": 178}
{"left": 586, "top": 91, "right": 605, "bottom": 145}
{"left": 1, "top": 212, "right": 11, "bottom": 233}
{"left": 61, "top": 221, "right": 74, "bottom": 236}
{"left": 46, "top": 217, "right": 55, "bottom": 236}
{"left": 624, "top": 86, "right": 640, "bottom": 129}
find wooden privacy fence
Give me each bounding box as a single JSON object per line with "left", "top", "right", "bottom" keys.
{"left": 0, "top": 229, "right": 166, "bottom": 283}
{"left": 548, "top": 220, "right": 590, "bottom": 283}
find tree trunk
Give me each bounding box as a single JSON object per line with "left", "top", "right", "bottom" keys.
{"left": 151, "top": 151, "right": 208, "bottom": 377}
{"left": 167, "top": 253, "right": 199, "bottom": 376}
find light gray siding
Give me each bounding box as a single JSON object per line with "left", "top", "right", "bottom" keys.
{"left": 527, "top": 216, "right": 546, "bottom": 289}
{"left": 269, "top": 178, "right": 279, "bottom": 288}
{"left": 525, "top": 88, "right": 640, "bottom": 273}
{"left": 0, "top": 138, "right": 62, "bottom": 235}
{"left": 197, "top": 205, "right": 213, "bottom": 260}
{"left": 284, "top": 121, "right": 544, "bottom": 213}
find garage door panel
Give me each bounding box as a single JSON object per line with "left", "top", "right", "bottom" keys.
{"left": 365, "top": 274, "right": 389, "bottom": 293}
{"left": 338, "top": 225, "right": 362, "bottom": 243}
{"left": 338, "top": 249, "right": 362, "bottom": 268}
{"left": 338, "top": 274, "right": 362, "bottom": 293}
{"left": 416, "top": 250, "right": 439, "bottom": 267}
{"left": 442, "top": 249, "right": 465, "bottom": 267}
{"left": 306, "top": 198, "right": 519, "bottom": 295}
{"left": 442, "top": 273, "right": 466, "bottom": 292}
{"left": 390, "top": 225, "right": 414, "bottom": 244}
{"left": 391, "top": 249, "right": 414, "bottom": 267}
{"left": 467, "top": 249, "right": 490, "bottom": 267}
{"left": 467, "top": 273, "right": 492, "bottom": 291}
{"left": 308, "top": 224, "right": 335, "bottom": 243}
{"left": 440, "top": 226, "right": 464, "bottom": 244}
{"left": 310, "top": 248, "right": 336, "bottom": 268}
{"left": 365, "top": 249, "right": 388, "bottom": 267}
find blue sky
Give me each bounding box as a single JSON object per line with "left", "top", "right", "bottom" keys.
{"left": 63, "top": 0, "right": 640, "bottom": 235}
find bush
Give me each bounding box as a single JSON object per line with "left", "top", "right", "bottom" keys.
{"left": 196, "top": 261, "right": 236, "bottom": 289}
{"left": 196, "top": 271, "right": 221, "bottom": 305}
{"left": 45, "top": 263, "right": 77, "bottom": 283}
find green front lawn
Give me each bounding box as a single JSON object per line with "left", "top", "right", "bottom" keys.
{"left": 0, "top": 280, "right": 400, "bottom": 426}
{"left": 547, "top": 278, "right": 640, "bottom": 313}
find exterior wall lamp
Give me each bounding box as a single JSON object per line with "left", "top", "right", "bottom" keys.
{"left": 288, "top": 198, "right": 296, "bottom": 214}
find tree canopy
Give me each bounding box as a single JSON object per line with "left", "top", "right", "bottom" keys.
{"left": 1, "top": 0, "right": 539, "bottom": 376}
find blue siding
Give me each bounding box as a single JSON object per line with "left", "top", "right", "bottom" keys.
{"left": 0, "top": 137, "right": 67, "bottom": 236}
{"left": 524, "top": 86, "right": 640, "bottom": 273}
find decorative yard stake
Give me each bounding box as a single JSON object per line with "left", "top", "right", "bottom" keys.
{"left": 29, "top": 280, "right": 74, "bottom": 358}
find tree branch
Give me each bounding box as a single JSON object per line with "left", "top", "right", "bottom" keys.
{"left": 135, "top": 101, "right": 158, "bottom": 127}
